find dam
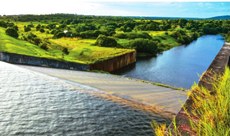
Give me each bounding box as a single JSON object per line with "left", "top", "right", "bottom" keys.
{"left": 0, "top": 35, "right": 227, "bottom": 135}
{"left": 0, "top": 61, "right": 186, "bottom": 135}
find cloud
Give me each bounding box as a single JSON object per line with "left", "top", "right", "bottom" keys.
{"left": 0, "top": 0, "right": 104, "bottom": 15}
{"left": 0, "top": 0, "right": 229, "bottom": 17}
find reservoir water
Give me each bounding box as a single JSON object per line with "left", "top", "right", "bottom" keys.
{"left": 119, "top": 35, "right": 224, "bottom": 89}
{"left": 0, "top": 35, "right": 223, "bottom": 135}
{"left": 0, "top": 62, "right": 168, "bottom": 136}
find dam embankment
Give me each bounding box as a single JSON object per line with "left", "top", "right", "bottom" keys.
{"left": 0, "top": 51, "right": 136, "bottom": 72}
{"left": 169, "top": 42, "right": 230, "bottom": 135}
{"left": 0, "top": 61, "right": 164, "bottom": 135}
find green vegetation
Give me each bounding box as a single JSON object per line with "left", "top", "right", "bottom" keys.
{"left": 0, "top": 28, "right": 55, "bottom": 59}
{"left": 95, "top": 35, "right": 118, "bottom": 47}
{"left": 0, "top": 14, "right": 229, "bottom": 63}
{"left": 153, "top": 67, "right": 230, "bottom": 136}
{"left": 5, "top": 27, "right": 19, "bottom": 38}
{"left": 225, "top": 33, "right": 230, "bottom": 42}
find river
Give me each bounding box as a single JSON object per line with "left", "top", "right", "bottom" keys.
{"left": 0, "top": 62, "right": 168, "bottom": 136}
{"left": 118, "top": 35, "right": 224, "bottom": 89}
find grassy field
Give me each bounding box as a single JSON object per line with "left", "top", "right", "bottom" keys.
{"left": 0, "top": 25, "right": 134, "bottom": 64}
{"left": 49, "top": 38, "right": 134, "bottom": 64}
{"left": 153, "top": 68, "right": 230, "bottom": 136}
{"left": 0, "top": 28, "right": 56, "bottom": 59}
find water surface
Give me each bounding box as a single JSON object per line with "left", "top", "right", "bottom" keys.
{"left": 118, "top": 35, "right": 224, "bottom": 89}
{"left": 0, "top": 62, "right": 168, "bottom": 136}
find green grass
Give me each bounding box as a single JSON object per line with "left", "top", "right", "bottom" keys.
{"left": 148, "top": 31, "right": 179, "bottom": 48}
{"left": 0, "top": 26, "right": 133, "bottom": 64}
{"left": 117, "top": 31, "right": 180, "bottom": 51}
{"left": 49, "top": 38, "right": 134, "bottom": 64}
{"left": 225, "top": 34, "right": 230, "bottom": 42}
{"left": 0, "top": 28, "right": 56, "bottom": 59}
{"left": 153, "top": 67, "right": 230, "bottom": 136}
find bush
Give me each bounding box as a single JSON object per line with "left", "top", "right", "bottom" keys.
{"left": 23, "top": 33, "right": 42, "bottom": 45}
{"left": 95, "top": 35, "right": 117, "bottom": 47}
{"left": 62, "top": 47, "right": 69, "bottom": 55}
{"left": 79, "top": 30, "right": 101, "bottom": 38}
{"left": 0, "top": 21, "right": 7, "bottom": 28}
{"left": 40, "top": 43, "right": 48, "bottom": 50}
{"left": 24, "top": 25, "right": 31, "bottom": 32}
{"left": 39, "top": 28, "right": 45, "bottom": 33}
{"left": 36, "top": 24, "right": 42, "bottom": 31}
{"left": 53, "top": 31, "right": 65, "bottom": 39}
{"left": 170, "top": 29, "right": 194, "bottom": 44}
{"left": 5, "top": 27, "right": 19, "bottom": 38}
{"left": 114, "top": 32, "right": 152, "bottom": 39}
{"left": 128, "top": 38, "right": 159, "bottom": 54}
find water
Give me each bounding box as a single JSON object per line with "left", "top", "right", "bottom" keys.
{"left": 118, "top": 35, "right": 224, "bottom": 89}
{"left": 0, "top": 62, "right": 168, "bottom": 136}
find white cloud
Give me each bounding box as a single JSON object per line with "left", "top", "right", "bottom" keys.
{"left": 0, "top": 0, "right": 229, "bottom": 16}
{"left": 0, "top": 0, "right": 104, "bottom": 15}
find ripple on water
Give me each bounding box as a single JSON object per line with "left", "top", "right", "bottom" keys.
{"left": 0, "top": 62, "right": 168, "bottom": 136}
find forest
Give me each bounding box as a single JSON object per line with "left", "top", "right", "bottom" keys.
{"left": 0, "top": 14, "right": 229, "bottom": 64}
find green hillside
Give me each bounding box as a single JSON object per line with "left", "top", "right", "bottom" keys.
{"left": 0, "top": 27, "right": 133, "bottom": 64}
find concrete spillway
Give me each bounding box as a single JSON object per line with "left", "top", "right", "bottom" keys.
{"left": 20, "top": 64, "right": 187, "bottom": 115}
{"left": 0, "top": 61, "right": 187, "bottom": 135}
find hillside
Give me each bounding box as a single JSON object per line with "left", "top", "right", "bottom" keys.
{"left": 209, "top": 15, "right": 230, "bottom": 20}
{"left": 0, "top": 27, "right": 133, "bottom": 64}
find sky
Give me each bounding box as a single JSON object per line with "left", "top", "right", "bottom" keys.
{"left": 0, "top": 0, "right": 230, "bottom": 18}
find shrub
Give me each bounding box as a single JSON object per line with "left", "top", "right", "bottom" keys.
{"left": 5, "top": 27, "right": 19, "bottom": 38}
{"left": 114, "top": 32, "right": 152, "bottom": 39}
{"left": 36, "top": 24, "right": 41, "bottom": 31}
{"left": 23, "top": 33, "right": 42, "bottom": 45}
{"left": 53, "top": 31, "right": 65, "bottom": 39}
{"left": 39, "top": 28, "right": 45, "bottom": 33}
{"left": 95, "top": 35, "right": 117, "bottom": 47}
{"left": 79, "top": 30, "right": 101, "bottom": 38}
{"left": 24, "top": 25, "right": 31, "bottom": 32}
{"left": 128, "top": 38, "right": 159, "bottom": 54}
{"left": 62, "top": 47, "right": 69, "bottom": 55}
{"left": 0, "top": 21, "right": 7, "bottom": 28}
{"left": 40, "top": 43, "right": 48, "bottom": 50}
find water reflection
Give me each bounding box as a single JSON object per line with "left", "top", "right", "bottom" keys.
{"left": 118, "top": 35, "right": 224, "bottom": 89}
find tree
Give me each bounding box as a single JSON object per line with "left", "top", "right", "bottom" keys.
{"left": 0, "top": 21, "right": 7, "bottom": 28}
{"left": 129, "top": 38, "right": 159, "bottom": 54}
{"left": 62, "top": 47, "right": 69, "bottom": 55}
{"left": 24, "top": 25, "right": 31, "bottom": 32}
{"left": 95, "top": 35, "right": 117, "bottom": 47}
{"left": 53, "top": 31, "right": 65, "bottom": 38}
{"left": 36, "top": 24, "right": 41, "bottom": 31}
{"left": 40, "top": 43, "right": 48, "bottom": 50}
{"left": 5, "top": 27, "right": 19, "bottom": 38}
{"left": 39, "top": 28, "right": 45, "bottom": 33}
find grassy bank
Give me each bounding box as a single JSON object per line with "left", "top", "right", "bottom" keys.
{"left": 225, "top": 34, "right": 230, "bottom": 42}
{"left": 0, "top": 27, "right": 133, "bottom": 64}
{"left": 1, "top": 15, "right": 229, "bottom": 65}
{"left": 153, "top": 67, "right": 230, "bottom": 136}
{"left": 0, "top": 28, "right": 57, "bottom": 60}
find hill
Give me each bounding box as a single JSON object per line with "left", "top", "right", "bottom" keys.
{"left": 209, "top": 15, "right": 230, "bottom": 20}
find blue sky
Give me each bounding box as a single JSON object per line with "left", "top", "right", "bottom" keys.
{"left": 0, "top": 1, "right": 229, "bottom": 18}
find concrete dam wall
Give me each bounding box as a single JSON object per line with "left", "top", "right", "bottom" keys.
{"left": 0, "top": 51, "right": 136, "bottom": 72}
{"left": 90, "top": 51, "right": 136, "bottom": 72}
{"left": 169, "top": 43, "right": 230, "bottom": 135}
